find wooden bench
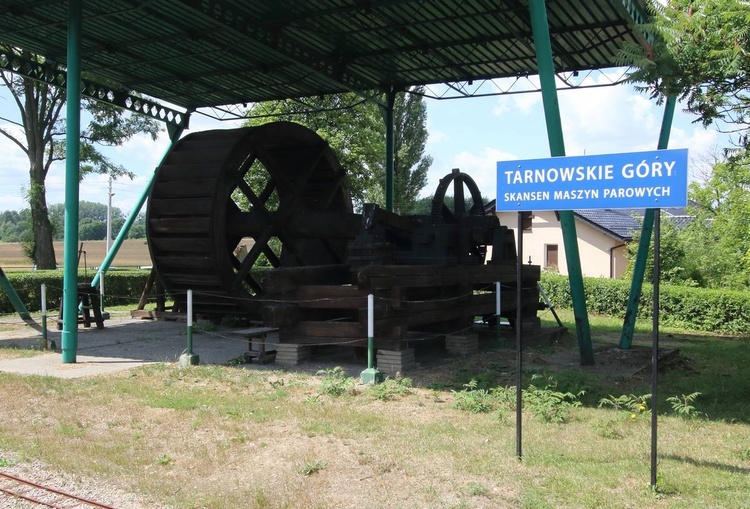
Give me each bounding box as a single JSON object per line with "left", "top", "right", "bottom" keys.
{"left": 227, "top": 327, "right": 278, "bottom": 364}
{"left": 57, "top": 283, "right": 104, "bottom": 330}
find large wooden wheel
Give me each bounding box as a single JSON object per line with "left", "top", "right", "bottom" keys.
{"left": 146, "top": 122, "right": 353, "bottom": 316}
{"left": 430, "top": 168, "right": 488, "bottom": 264}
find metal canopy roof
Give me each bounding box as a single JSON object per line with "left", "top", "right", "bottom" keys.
{"left": 0, "top": 0, "right": 648, "bottom": 112}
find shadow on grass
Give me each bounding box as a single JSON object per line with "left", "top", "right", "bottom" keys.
{"left": 663, "top": 454, "right": 750, "bottom": 474}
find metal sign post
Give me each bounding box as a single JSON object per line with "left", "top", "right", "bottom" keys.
{"left": 651, "top": 209, "right": 661, "bottom": 487}
{"left": 516, "top": 211, "right": 524, "bottom": 460}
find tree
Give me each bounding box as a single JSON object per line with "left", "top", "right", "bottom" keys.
{"left": 244, "top": 94, "right": 384, "bottom": 209}
{"left": 621, "top": 0, "right": 750, "bottom": 141}
{"left": 618, "top": 0, "right": 750, "bottom": 289}
{"left": 624, "top": 213, "right": 700, "bottom": 286}
{"left": 127, "top": 213, "right": 147, "bottom": 240}
{"left": 685, "top": 152, "right": 750, "bottom": 289}
{"left": 0, "top": 46, "right": 160, "bottom": 268}
{"left": 0, "top": 210, "right": 28, "bottom": 242}
{"left": 49, "top": 201, "right": 126, "bottom": 242}
{"left": 393, "top": 86, "right": 432, "bottom": 214}
{"left": 244, "top": 89, "right": 431, "bottom": 211}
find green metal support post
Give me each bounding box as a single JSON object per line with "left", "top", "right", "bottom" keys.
{"left": 380, "top": 90, "right": 396, "bottom": 212}
{"left": 90, "top": 123, "right": 186, "bottom": 290}
{"left": 528, "top": 0, "right": 594, "bottom": 364}
{"left": 61, "top": 0, "right": 82, "bottom": 363}
{"left": 620, "top": 96, "right": 676, "bottom": 349}
{"left": 0, "top": 268, "right": 31, "bottom": 320}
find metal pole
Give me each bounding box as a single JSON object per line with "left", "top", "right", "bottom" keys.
{"left": 91, "top": 125, "right": 186, "bottom": 289}
{"left": 360, "top": 293, "right": 383, "bottom": 384}
{"left": 516, "top": 212, "right": 524, "bottom": 460}
{"left": 41, "top": 284, "right": 48, "bottom": 349}
{"left": 367, "top": 293, "right": 374, "bottom": 369}
{"left": 179, "top": 289, "right": 199, "bottom": 366}
{"left": 62, "top": 0, "right": 82, "bottom": 364}
{"left": 100, "top": 175, "right": 112, "bottom": 311}
{"left": 528, "top": 0, "right": 593, "bottom": 365}
{"left": 186, "top": 289, "right": 193, "bottom": 354}
{"left": 621, "top": 96, "right": 677, "bottom": 349}
{"left": 651, "top": 209, "right": 661, "bottom": 487}
{"left": 494, "top": 281, "right": 506, "bottom": 347}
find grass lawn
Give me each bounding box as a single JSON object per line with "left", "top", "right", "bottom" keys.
{"left": 0, "top": 310, "right": 748, "bottom": 508}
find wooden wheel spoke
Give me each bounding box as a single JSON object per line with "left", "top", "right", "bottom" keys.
{"left": 259, "top": 179, "right": 276, "bottom": 204}
{"left": 237, "top": 180, "right": 267, "bottom": 212}
{"left": 232, "top": 226, "right": 273, "bottom": 289}
{"left": 235, "top": 153, "right": 257, "bottom": 181}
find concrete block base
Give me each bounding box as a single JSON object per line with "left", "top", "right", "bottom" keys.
{"left": 377, "top": 348, "right": 416, "bottom": 375}
{"left": 445, "top": 333, "right": 479, "bottom": 356}
{"left": 275, "top": 343, "right": 312, "bottom": 366}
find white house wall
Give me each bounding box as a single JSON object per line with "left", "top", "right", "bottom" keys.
{"left": 495, "top": 211, "right": 628, "bottom": 278}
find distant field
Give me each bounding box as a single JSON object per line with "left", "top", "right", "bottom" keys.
{"left": 0, "top": 239, "right": 152, "bottom": 270}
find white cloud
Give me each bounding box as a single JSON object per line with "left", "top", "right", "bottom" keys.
{"left": 492, "top": 77, "right": 542, "bottom": 117}
{"left": 425, "top": 147, "right": 517, "bottom": 198}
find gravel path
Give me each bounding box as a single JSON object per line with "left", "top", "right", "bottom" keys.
{"left": 0, "top": 452, "right": 167, "bottom": 508}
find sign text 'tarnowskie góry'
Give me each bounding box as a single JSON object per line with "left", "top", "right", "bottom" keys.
{"left": 496, "top": 148, "right": 688, "bottom": 211}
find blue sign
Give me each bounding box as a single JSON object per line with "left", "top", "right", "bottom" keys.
{"left": 496, "top": 148, "right": 688, "bottom": 211}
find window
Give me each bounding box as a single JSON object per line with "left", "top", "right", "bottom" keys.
{"left": 545, "top": 244, "right": 558, "bottom": 269}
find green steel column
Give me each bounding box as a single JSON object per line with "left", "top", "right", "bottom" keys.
{"left": 382, "top": 90, "right": 396, "bottom": 212}
{"left": 91, "top": 124, "right": 185, "bottom": 289}
{"left": 620, "top": 96, "right": 676, "bottom": 349}
{"left": 0, "top": 267, "right": 31, "bottom": 320}
{"left": 529, "top": 0, "right": 593, "bottom": 364}
{"left": 62, "top": 0, "right": 82, "bottom": 363}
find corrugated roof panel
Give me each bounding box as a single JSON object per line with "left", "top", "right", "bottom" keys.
{"left": 0, "top": 0, "right": 649, "bottom": 108}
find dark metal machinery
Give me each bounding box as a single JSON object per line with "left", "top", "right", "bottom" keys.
{"left": 146, "top": 122, "right": 540, "bottom": 348}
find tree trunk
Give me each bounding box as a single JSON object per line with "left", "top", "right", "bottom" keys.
{"left": 23, "top": 77, "right": 58, "bottom": 270}
{"left": 28, "top": 178, "right": 57, "bottom": 269}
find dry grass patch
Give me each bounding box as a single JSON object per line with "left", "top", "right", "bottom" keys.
{"left": 0, "top": 239, "right": 151, "bottom": 269}
{"left": 0, "top": 327, "right": 749, "bottom": 508}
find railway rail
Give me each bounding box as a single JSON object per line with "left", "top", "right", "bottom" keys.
{"left": 0, "top": 471, "right": 117, "bottom": 509}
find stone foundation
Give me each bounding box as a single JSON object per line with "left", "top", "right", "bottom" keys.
{"left": 376, "top": 348, "right": 416, "bottom": 375}
{"left": 274, "top": 343, "right": 312, "bottom": 366}
{"left": 445, "top": 333, "right": 479, "bottom": 356}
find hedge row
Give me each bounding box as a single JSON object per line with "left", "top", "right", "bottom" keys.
{"left": 5, "top": 269, "right": 748, "bottom": 334}
{"left": 0, "top": 270, "right": 151, "bottom": 314}
{"left": 540, "top": 273, "right": 750, "bottom": 335}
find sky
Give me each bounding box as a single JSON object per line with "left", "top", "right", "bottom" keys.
{"left": 0, "top": 68, "right": 731, "bottom": 217}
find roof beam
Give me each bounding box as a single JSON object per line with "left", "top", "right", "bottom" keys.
{"left": 0, "top": 48, "right": 189, "bottom": 129}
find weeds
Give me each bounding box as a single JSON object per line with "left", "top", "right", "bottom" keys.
{"left": 297, "top": 459, "right": 327, "bottom": 476}
{"left": 317, "top": 367, "right": 356, "bottom": 397}
{"left": 523, "top": 375, "right": 583, "bottom": 423}
{"left": 368, "top": 375, "right": 413, "bottom": 401}
{"left": 598, "top": 393, "right": 651, "bottom": 419}
{"left": 452, "top": 380, "right": 496, "bottom": 414}
{"left": 666, "top": 392, "right": 704, "bottom": 419}
{"left": 452, "top": 376, "right": 582, "bottom": 423}
{"left": 157, "top": 455, "right": 173, "bottom": 466}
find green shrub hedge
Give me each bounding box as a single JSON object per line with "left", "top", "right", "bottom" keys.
{"left": 540, "top": 273, "right": 750, "bottom": 335}
{"left": 0, "top": 270, "right": 151, "bottom": 314}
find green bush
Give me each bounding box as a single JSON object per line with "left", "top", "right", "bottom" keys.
{"left": 0, "top": 269, "right": 152, "bottom": 313}
{"left": 540, "top": 273, "right": 750, "bottom": 335}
